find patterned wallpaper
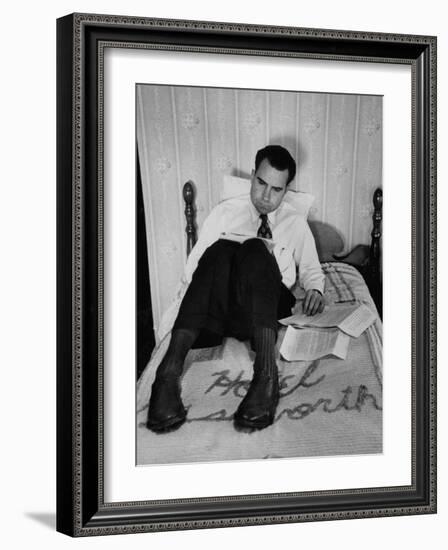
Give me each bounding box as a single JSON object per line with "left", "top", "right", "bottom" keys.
{"left": 136, "top": 85, "right": 382, "bottom": 334}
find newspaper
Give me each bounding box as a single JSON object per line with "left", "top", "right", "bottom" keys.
{"left": 220, "top": 232, "right": 276, "bottom": 252}
{"left": 279, "top": 326, "right": 350, "bottom": 361}
{"left": 279, "top": 303, "right": 376, "bottom": 338}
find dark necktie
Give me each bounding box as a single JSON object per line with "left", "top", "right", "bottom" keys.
{"left": 257, "top": 214, "right": 272, "bottom": 239}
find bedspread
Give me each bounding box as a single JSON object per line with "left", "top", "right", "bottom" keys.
{"left": 136, "top": 262, "right": 382, "bottom": 465}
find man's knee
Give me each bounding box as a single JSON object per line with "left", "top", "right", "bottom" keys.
{"left": 240, "top": 238, "right": 268, "bottom": 256}
{"left": 197, "top": 239, "right": 239, "bottom": 268}
{"left": 236, "top": 239, "right": 281, "bottom": 282}
{"left": 239, "top": 238, "right": 277, "bottom": 266}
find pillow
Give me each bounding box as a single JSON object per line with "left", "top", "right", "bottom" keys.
{"left": 221, "top": 174, "right": 314, "bottom": 218}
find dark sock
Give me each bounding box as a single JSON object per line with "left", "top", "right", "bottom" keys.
{"left": 252, "top": 327, "right": 277, "bottom": 379}
{"left": 155, "top": 328, "right": 199, "bottom": 379}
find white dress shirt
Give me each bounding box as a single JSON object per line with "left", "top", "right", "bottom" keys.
{"left": 184, "top": 195, "right": 325, "bottom": 293}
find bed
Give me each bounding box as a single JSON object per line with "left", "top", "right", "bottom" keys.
{"left": 136, "top": 183, "right": 383, "bottom": 465}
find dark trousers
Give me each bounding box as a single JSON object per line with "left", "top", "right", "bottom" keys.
{"left": 173, "top": 239, "right": 295, "bottom": 349}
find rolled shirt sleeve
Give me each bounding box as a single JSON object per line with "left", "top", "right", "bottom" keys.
{"left": 293, "top": 220, "right": 325, "bottom": 294}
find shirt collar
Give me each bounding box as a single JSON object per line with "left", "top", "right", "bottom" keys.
{"left": 248, "top": 197, "right": 279, "bottom": 225}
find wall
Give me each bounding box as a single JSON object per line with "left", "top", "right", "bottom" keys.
{"left": 137, "top": 85, "right": 382, "bottom": 329}
{"left": 1, "top": 1, "right": 446, "bottom": 550}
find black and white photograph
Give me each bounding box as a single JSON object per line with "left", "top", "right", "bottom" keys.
{"left": 135, "top": 84, "right": 383, "bottom": 465}
{"left": 1, "top": 0, "right": 444, "bottom": 545}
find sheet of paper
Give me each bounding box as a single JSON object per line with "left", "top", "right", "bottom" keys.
{"left": 279, "top": 326, "right": 350, "bottom": 361}
{"left": 279, "top": 303, "right": 376, "bottom": 338}
{"left": 338, "top": 304, "right": 376, "bottom": 337}
{"left": 280, "top": 304, "right": 357, "bottom": 328}
{"left": 220, "top": 232, "right": 275, "bottom": 252}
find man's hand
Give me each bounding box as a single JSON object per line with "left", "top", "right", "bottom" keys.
{"left": 302, "top": 289, "right": 325, "bottom": 316}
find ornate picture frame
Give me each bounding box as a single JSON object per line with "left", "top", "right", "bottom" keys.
{"left": 56, "top": 13, "right": 436, "bottom": 536}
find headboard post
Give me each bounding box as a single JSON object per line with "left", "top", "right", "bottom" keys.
{"left": 183, "top": 181, "right": 197, "bottom": 256}
{"left": 369, "top": 188, "right": 383, "bottom": 281}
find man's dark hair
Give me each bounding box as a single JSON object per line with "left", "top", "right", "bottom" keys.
{"left": 255, "top": 145, "right": 296, "bottom": 185}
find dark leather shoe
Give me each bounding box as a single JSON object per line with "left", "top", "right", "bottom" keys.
{"left": 146, "top": 375, "right": 187, "bottom": 433}
{"left": 233, "top": 373, "right": 279, "bottom": 431}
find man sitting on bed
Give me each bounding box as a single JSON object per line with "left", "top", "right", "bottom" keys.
{"left": 146, "top": 145, "right": 325, "bottom": 433}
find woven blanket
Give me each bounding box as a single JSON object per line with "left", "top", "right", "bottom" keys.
{"left": 136, "top": 262, "right": 382, "bottom": 465}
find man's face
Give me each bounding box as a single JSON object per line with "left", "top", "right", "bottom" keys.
{"left": 250, "top": 158, "right": 289, "bottom": 215}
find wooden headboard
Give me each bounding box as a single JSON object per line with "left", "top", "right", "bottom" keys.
{"left": 182, "top": 182, "right": 383, "bottom": 314}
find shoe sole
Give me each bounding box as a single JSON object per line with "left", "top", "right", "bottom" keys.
{"left": 146, "top": 413, "right": 186, "bottom": 434}
{"left": 233, "top": 414, "right": 275, "bottom": 431}
{"left": 233, "top": 394, "right": 279, "bottom": 431}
